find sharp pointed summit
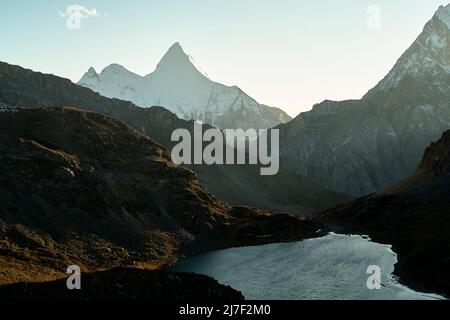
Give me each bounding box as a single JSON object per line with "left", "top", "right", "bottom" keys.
{"left": 162, "top": 42, "right": 187, "bottom": 59}
{"left": 365, "top": 4, "right": 450, "bottom": 97}
{"left": 156, "top": 42, "right": 189, "bottom": 67}
{"left": 87, "top": 67, "right": 97, "bottom": 75}
{"left": 78, "top": 66, "right": 100, "bottom": 90}
{"left": 154, "top": 42, "right": 209, "bottom": 78}
{"left": 78, "top": 43, "right": 291, "bottom": 129}
{"left": 436, "top": 4, "right": 450, "bottom": 29}
{"left": 169, "top": 41, "right": 183, "bottom": 51}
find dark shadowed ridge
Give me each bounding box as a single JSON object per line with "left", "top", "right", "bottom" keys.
{"left": 0, "top": 107, "right": 321, "bottom": 294}
{"left": 0, "top": 61, "right": 350, "bottom": 214}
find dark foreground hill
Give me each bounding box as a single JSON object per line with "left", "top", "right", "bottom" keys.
{"left": 0, "top": 267, "right": 244, "bottom": 300}
{"left": 0, "top": 107, "right": 319, "bottom": 299}
{"left": 319, "top": 130, "right": 450, "bottom": 296}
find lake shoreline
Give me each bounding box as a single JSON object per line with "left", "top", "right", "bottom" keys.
{"left": 171, "top": 232, "right": 446, "bottom": 300}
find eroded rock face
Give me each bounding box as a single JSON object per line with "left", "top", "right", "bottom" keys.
{"left": 279, "top": 8, "right": 450, "bottom": 196}
{"left": 419, "top": 130, "right": 450, "bottom": 178}
{"left": 318, "top": 130, "right": 450, "bottom": 297}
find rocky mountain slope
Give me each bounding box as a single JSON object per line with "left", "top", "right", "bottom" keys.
{"left": 0, "top": 61, "right": 349, "bottom": 214}
{"left": 0, "top": 107, "right": 225, "bottom": 282}
{"left": 190, "top": 163, "right": 350, "bottom": 213}
{"left": 78, "top": 43, "right": 291, "bottom": 129}
{"left": 279, "top": 4, "right": 450, "bottom": 196}
{"left": 128, "top": 107, "right": 350, "bottom": 213}
{"left": 318, "top": 129, "right": 450, "bottom": 296}
{"left": 0, "top": 107, "right": 320, "bottom": 292}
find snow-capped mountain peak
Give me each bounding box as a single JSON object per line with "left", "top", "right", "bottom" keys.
{"left": 366, "top": 4, "right": 450, "bottom": 95}
{"left": 78, "top": 42, "right": 291, "bottom": 129}
{"left": 79, "top": 67, "right": 100, "bottom": 90}
{"left": 153, "top": 42, "right": 209, "bottom": 78}
{"left": 436, "top": 4, "right": 450, "bottom": 29}
{"left": 87, "top": 67, "right": 98, "bottom": 76}
{"left": 101, "top": 63, "right": 129, "bottom": 74}
{"left": 99, "top": 64, "right": 142, "bottom": 81}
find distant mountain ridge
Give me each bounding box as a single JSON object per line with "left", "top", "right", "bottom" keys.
{"left": 0, "top": 60, "right": 349, "bottom": 213}
{"left": 78, "top": 42, "right": 291, "bottom": 129}
{"left": 279, "top": 4, "right": 450, "bottom": 196}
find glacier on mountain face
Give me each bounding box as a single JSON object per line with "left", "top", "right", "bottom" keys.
{"left": 78, "top": 43, "right": 291, "bottom": 129}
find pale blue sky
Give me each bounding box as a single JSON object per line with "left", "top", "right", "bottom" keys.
{"left": 0, "top": 0, "right": 448, "bottom": 116}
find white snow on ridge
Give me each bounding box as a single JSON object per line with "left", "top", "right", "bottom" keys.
{"left": 368, "top": 5, "right": 450, "bottom": 94}
{"left": 427, "top": 32, "right": 447, "bottom": 49}
{"left": 78, "top": 43, "right": 291, "bottom": 129}
{"left": 436, "top": 4, "right": 450, "bottom": 29}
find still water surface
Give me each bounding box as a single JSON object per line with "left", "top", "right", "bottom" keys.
{"left": 172, "top": 233, "right": 444, "bottom": 300}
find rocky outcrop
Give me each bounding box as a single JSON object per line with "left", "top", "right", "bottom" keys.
{"left": 318, "top": 130, "right": 450, "bottom": 297}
